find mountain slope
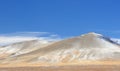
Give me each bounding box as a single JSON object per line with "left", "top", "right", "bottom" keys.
{"left": 0, "top": 40, "right": 54, "bottom": 59}
{"left": 0, "top": 32, "right": 120, "bottom": 66}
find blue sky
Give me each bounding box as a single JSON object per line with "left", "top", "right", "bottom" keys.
{"left": 0, "top": 0, "right": 120, "bottom": 37}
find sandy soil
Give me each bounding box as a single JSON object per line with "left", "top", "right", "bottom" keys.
{"left": 0, "top": 65, "right": 120, "bottom": 71}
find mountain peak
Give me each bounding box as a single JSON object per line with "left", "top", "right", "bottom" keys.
{"left": 80, "top": 32, "right": 102, "bottom": 38}
{"left": 88, "top": 32, "right": 101, "bottom": 35}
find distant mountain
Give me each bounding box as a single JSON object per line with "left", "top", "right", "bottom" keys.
{"left": 0, "top": 32, "right": 120, "bottom": 66}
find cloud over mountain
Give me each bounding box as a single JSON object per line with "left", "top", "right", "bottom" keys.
{"left": 0, "top": 32, "right": 61, "bottom": 46}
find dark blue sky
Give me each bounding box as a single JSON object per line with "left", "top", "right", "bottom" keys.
{"left": 0, "top": 0, "right": 120, "bottom": 37}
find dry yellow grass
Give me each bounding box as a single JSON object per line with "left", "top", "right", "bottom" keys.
{"left": 0, "top": 60, "right": 120, "bottom": 67}
{"left": 0, "top": 65, "right": 120, "bottom": 71}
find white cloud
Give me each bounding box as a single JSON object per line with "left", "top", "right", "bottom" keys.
{"left": 0, "top": 32, "right": 61, "bottom": 46}
{"left": 0, "top": 32, "right": 49, "bottom": 37}
{"left": 111, "top": 38, "right": 120, "bottom": 44}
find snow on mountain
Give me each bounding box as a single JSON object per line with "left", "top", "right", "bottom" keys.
{"left": 0, "top": 32, "right": 120, "bottom": 64}
{"left": 0, "top": 39, "right": 55, "bottom": 59}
